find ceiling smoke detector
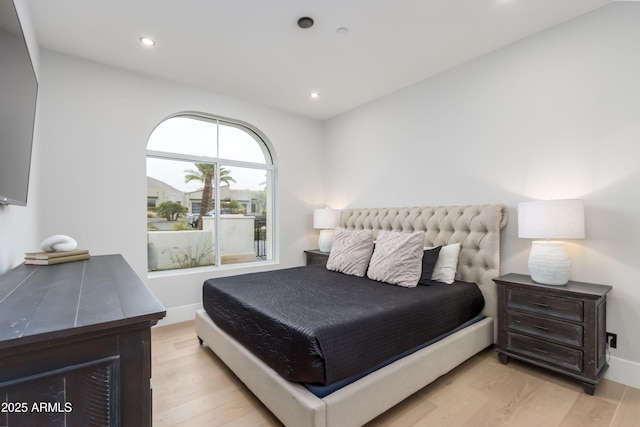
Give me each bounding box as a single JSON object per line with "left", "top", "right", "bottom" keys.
{"left": 297, "top": 17, "right": 314, "bottom": 29}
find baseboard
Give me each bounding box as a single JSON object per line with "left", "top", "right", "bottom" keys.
{"left": 606, "top": 355, "right": 640, "bottom": 389}
{"left": 156, "top": 303, "right": 202, "bottom": 327}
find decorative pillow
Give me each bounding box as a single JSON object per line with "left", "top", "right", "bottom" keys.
{"left": 429, "top": 243, "right": 461, "bottom": 284}
{"left": 418, "top": 246, "right": 442, "bottom": 285}
{"left": 326, "top": 228, "right": 375, "bottom": 277}
{"left": 367, "top": 230, "right": 426, "bottom": 288}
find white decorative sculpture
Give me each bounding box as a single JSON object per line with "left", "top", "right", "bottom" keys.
{"left": 40, "top": 235, "right": 78, "bottom": 252}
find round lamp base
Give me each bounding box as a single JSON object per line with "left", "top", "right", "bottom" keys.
{"left": 528, "top": 241, "right": 571, "bottom": 286}
{"left": 318, "top": 229, "right": 335, "bottom": 253}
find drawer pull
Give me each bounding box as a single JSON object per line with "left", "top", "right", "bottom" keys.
{"left": 534, "top": 348, "right": 550, "bottom": 354}
{"left": 534, "top": 325, "right": 549, "bottom": 331}
{"left": 534, "top": 302, "right": 549, "bottom": 308}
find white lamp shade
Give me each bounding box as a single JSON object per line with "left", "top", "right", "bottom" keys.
{"left": 518, "top": 199, "right": 585, "bottom": 239}
{"left": 313, "top": 208, "right": 340, "bottom": 229}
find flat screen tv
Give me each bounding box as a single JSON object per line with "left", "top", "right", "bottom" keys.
{"left": 0, "top": 0, "right": 38, "bottom": 206}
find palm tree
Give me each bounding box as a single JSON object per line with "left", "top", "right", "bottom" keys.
{"left": 219, "top": 168, "right": 235, "bottom": 187}
{"left": 184, "top": 164, "right": 235, "bottom": 229}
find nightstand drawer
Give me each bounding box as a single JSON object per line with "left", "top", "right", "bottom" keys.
{"left": 507, "top": 311, "right": 583, "bottom": 347}
{"left": 507, "top": 290, "right": 583, "bottom": 322}
{"left": 304, "top": 250, "right": 330, "bottom": 267}
{"left": 507, "top": 332, "right": 584, "bottom": 373}
{"left": 307, "top": 254, "right": 328, "bottom": 265}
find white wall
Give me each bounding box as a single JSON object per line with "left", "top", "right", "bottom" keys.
{"left": 33, "top": 50, "right": 325, "bottom": 323}
{"left": 324, "top": 3, "right": 640, "bottom": 386}
{"left": 0, "top": 0, "right": 42, "bottom": 273}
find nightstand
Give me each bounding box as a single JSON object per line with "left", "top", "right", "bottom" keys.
{"left": 494, "top": 273, "right": 612, "bottom": 395}
{"left": 304, "top": 249, "right": 330, "bottom": 267}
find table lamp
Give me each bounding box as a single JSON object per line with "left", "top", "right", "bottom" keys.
{"left": 518, "top": 199, "right": 585, "bottom": 286}
{"left": 313, "top": 208, "right": 340, "bottom": 252}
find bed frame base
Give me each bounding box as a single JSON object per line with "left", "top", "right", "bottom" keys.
{"left": 195, "top": 308, "right": 493, "bottom": 427}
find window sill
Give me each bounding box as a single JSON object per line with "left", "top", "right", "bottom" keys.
{"left": 147, "top": 259, "right": 279, "bottom": 279}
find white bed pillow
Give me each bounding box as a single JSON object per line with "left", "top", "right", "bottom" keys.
{"left": 326, "top": 228, "right": 375, "bottom": 277}
{"left": 427, "top": 243, "right": 461, "bottom": 284}
{"left": 367, "top": 230, "right": 425, "bottom": 288}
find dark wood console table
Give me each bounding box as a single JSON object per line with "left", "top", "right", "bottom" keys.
{"left": 0, "top": 254, "right": 165, "bottom": 426}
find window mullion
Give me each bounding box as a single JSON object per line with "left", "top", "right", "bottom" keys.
{"left": 217, "top": 158, "right": 274, "bottom": 171}
{"left": 214, "top": 122, "right": 221, "bottom": 267}
{"left": 214, "top": 162, "right": 221, "bottom": 267}
{"left": 147, "top": 150, "right": 216, "bottom": 164}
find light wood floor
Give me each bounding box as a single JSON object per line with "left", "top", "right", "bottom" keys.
{"left": 152, "top": 321, "right": 640, "bottom": 427}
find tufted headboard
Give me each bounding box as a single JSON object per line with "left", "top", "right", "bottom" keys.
{"left": 340, "top": 205, "right": 509, "bottom": 325}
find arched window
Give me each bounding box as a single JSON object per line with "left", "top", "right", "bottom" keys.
{"left": 146, "top": 114, "right": 274, "bottom": 272}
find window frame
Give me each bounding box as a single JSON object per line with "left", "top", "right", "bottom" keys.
{"left": 146, "top": 112, "right": 277, "bottom": 273}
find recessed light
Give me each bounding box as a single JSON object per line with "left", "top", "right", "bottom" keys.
{"left": 139, "top": 37, "right": 156, "bottom": 47}
{"left": 310, "top": 92, "right": 320, "bottom": 99}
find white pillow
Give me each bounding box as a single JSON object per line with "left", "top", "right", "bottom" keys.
{"left": 326, "top": 228, "right": 375, "bottom": 277}
{"left": 367, "top": 230, "right": 425, "bottom": 288}
{"left": 427, "top": 243, "right": 461, "bottom": 284}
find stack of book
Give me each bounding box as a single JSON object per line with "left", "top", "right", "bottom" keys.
{"left": 24, "top": 249, "right": 91, "bottom": 265}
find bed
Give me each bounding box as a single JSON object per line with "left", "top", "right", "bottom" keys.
{"left": 195, "top": 204, "right": 508, "bottom": 427}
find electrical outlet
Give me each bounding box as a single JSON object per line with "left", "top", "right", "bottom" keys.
{"left": 607, "top": 332, "right": 617, "bottom": 349}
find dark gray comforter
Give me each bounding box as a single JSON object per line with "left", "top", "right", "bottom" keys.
{"left": 203, "top": 265, "right": 484, "bottom": 386}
